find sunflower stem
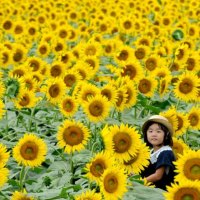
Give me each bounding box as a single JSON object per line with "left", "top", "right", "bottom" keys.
{"left": 28, "top": 107, "right": 35, "bottom": 132}
{"left": 70, "top": 152, "right": 74, "bottom": 184}
{"left": 19, "top": 166, "right": 26, "bottom": 191}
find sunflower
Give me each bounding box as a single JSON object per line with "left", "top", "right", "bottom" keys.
{"left": 80, "top": 41, "right": 102, "bottom": 58}
{"left": 74, "top": 190, "right": 102, "bottom": 200}
{"left": 187, "top": 106, "right": 200, "bottom": 130}
{"left": 48, "top": 61, "right": 65, "bottom": 78}
{"left": 11, "top": 44, "right": 27, "bottom": 64}
{"left": 134, "top": 45, "right": 150, "bottom": 60}
{"left": 0, "top": 143, "right": 10, "bottom": 168}
{"left": 174, "top": 44, "right": 190, "bottom": 64}
{"left": 114, "top": 87, "right": 128, "bottom": 112}
{"left": 114, "top": 45, "right": 135, "bottom": 66}
{"left": 83, "top": 55, "right": 100, "bottom": 76}
{"left": 134, "top": 35, "right": 153, "bottom": 47}
{"left": 26, "top": 21, "right": 39, "bottom": 40}
{"left": 175, "top": 112, "right": 190, "bottom": 136}
{"left": 172, "top": 137, "right": 190, "bottom": 160}
{"left": 51, "top": 38, "right": 67, "bottom": 55}
{"left": 14, "top": 89, "right": 39, "bottom": 110}
{"left": 173, "top": 72, "right": 199, "bottom": 102}
{"left": 59, "top": 95, "right": 78, "bottom": 117}
{"left": 57, "top": 50, "right": 75, "bottom": 68}
{"left": 100, "top": 166, "right": 127, "bottom": 200}
{"left": 57, "top": 120, "right": 90, "bottom": 154}
{"left": 185, "top": 52, "right": 199, "bottom": 72}
{"left": 158, "top": 77, "right": 171, "bottom": 98}
{"left": 119, "top": 60, "right": 144, "bottom": 83}
{"left": 12, "top": 20, "right": 25, "bottom": 38}
{"left": 42, "top": 78, "right": 66, "bottom": 105}
{"left": 82, "top": 94, "right": 111, "bottom": 123}
{"left": 0, "top": 46, "right": 13, "bottom": 67}
{"left": 25, "top": 56, "right": 45, "bottom": 73}
{"left": 13, "top": 133, "right": 47, "bottom": 167}
{"left": 73, "top": 60, "right": 93, "bottom": 81}
{"left": 1, "top": 18, "right": 13, "bottom": 33}
{"left": 36, "top": 41, "right": 51, "bottom": 58}
{"left": 160, "top": 106, "right": 179, "bottom": 132}
{"left": 102, "top": 124, "right": 141, "bottom": 162}
{"left": 56, "top": 26, "right": 69, "bottom": 40}
{"left": 121, "top": 142, "right": 150, "bottom": 174}
{"left": 100, "top": 84, "right": 118, "bottom": 105}
{"left": 11, "top": 191, "right": 34, "bottom": 200}
{"left": 144, "top": 55, "right": 161, "bottom": 72}
{"left": 164, "top": 180, "right": 200, "bottom": 200}
{"left": 137, "top": 76, "right": 158, "bottom": 98}
{"left": 63, "top": 69, "right": 81, "bottom": 89}
{"left": 78, "top": 82, "right": 100, "bottom": 102}
{"left": 174, "top": 149, "right": 200, "bottom": 183}
{"left": 119, "top": 15, "right": 134, "bottom": 34}
{"left": 0, "top": 167, "right": 9, "bottom": 188}
{"left": 85, "top": 151, "right": 116, "bottom": 183}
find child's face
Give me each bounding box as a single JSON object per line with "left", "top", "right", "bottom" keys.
{"left": 146, "top": 123, "right": 165, "bottom": 148}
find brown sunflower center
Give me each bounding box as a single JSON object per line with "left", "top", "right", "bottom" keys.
{"left": 39, "top": 45, "right": 47, "bottom": 55}
{"left": 13, "top": 51, "right": 23, "bottom": 62}
{"left": 14, "top": 25, "right": 23, "bottom": 34}
{"left": 101, "top": 89, "right": 111, "bottom": 100}
{"left": 85, "top": 45, "right": 97, "bottom": 56}
{"left": 124, "top": 20, "right": 132, "bottom": 29}
{"left": 85, "top": 59, "right": 95, "bottom": 69}
{"left": 145, "top": 58, "right": 157, "bottom": 71}
{"left": 64, "top": 74, "right": 76, "bottom": 87}
{"left": 90, "top": 159, "right": 106, "bottom": 177}
{"left": 125, "top": 87, "right": 133, "bottom": 104}
{"left": 188, "top": 113, "right": 199, "bottom": 127}
{"left": 179, "top": 78, "right": 193, "bottom": 94}
{"left": 89, "top": 101, "right": 103, "bottom": 117}
{"left": 28, "top": 27, "right": 36, "bottom": 35}
{"left": 63, "top": 126, "right": 84, "bottom": 146}
{"left": 49, "top": 84, "right": 60, "bottom": 98}
{"left": 51, "top": 65, "right": 62, "bottom": 77}
{"left": 139, "top": 39, "right": 150, "bottom": 46}
{"left": 138, "top": 78, "right": 151, "bottom": 94}
{"left": 113, "top": 132, "right": 131, "bottom": 153}
{"left": 121, "top": 65, "right": 136, "bottom": 79}
{"left": 63, "top": 99, "right": 73, "bottom": 112}
{"left": 186, "top": 58, "right": 195, "bottom": 70}
{"left": 176, "top": 49, "right": 184, "bottom": 60}
{"left": 20, "top": 141, "right": 38, "bottom": 160}
{"left": 19, "top": 95, "right": 30, "bottom": 106}
{"left": 59, "top": 30, "right": 68, "bottom": 38}
{"left": 174, "top": 188, "right": 199, "bottom": 200}
{"left": 184, "top": 158, "right": 200, "bottom": 180}
{"left": 116, "top": 91, "right": 124, "bottom": 107}
{"left": 25, "top": 80, "right": 33, "bottom": 90}
{"left": 105, "top": 45, "right": 112, "bottom": 54}
{"left": 124, "top": 154, "right": 138, "bottom": 165}
{"left": 30, "top": 60, "right": 40, "bottom": 71}
{"left": 117, "top": 50, "right": 129, "bottom": 61}
{"left": 135, "top": 48, "right": 145, "bottom": 59}
{"left": 2, "top": 52, "right": 9, "bottom": 64}
{"left": 104, "top": 174, "right": 118, "bottom": 193}
{"left": 160, "top": 79, "right": 166, "bottom": 94}
{"left": 61, "top": 54, "right": 69, "bottom": 63}
{"left": 13, "top": 69, "right": 24, "bottom": 77}
{"left": 3, "top": 20, "right": 12, "bottom": 30}
{"left": 55, "top": 43, "right": 63, "bottom": 52}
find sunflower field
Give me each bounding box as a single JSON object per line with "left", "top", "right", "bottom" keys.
{"left": 0, "top": 0, "right": 200, "bottom": 199}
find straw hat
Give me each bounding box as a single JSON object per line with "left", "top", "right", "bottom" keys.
{"left": 142, "top": 115, "right": 173, "bottom": 136}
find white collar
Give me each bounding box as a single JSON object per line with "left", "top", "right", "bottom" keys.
{"left": 150, "top": 145, "right": 172, "bottom": 164}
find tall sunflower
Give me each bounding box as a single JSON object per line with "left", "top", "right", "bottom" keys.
{"left": 57, "top": 120, "right": 90, "bottom": 154}
{"left": 172, "top": 137, "right": 190, "bottom": 160}
{"left": 11, "top": 191, "right": 34, "bottom": 200}
{"left": 187, "top": 106, "right": 200, "bottom": 130}
{"left": 48, "top": 61, "right": 66, "bottom": 79}
{"left": 173, "top": 72, "right": 199, "bottom": 102}
{"left": 100, "top": 166, "right": 127, "bottom": 200}
{"left": 85, "top": 151, "right": 116, "bottom": 184}
{"left": 13, "top": 133, "right": 47, "bottom": 167}
{"left": 174, "top": 44, "right": 190, "bottom": 64}
{"left": 164, "top": 180, "right": 200, "bottom": 200}
{"left": 59, "top": 95, "right": 78, "bottom": 117}
{"left": 121, "top": 142, "right": 150, "bottom": 174}
{"left": 102, "top": 124, "right": 141, "bottom": 162}
{"left": 74, "top": 190, "right": 102, "bottom": 200}
{"left": 14, "top": 89, "right": 39, "bottom": 110}
{"left": 137, "top": 76, "right": 158, "bottom": 98}
{"left": 0, "top": 167, "right": 9, "bottom": 188}
{"left": 174, "top": 149, "right": 200, "bottom": 183}
{"left": 82, "top": 94, "right": 111, "bottom": 123}
{"left": 0, "top": 143, "right": 10, "bottom": 168}
{"left": 63, "top": 69, "right": 81, "bottom": 89}
{"left": 42, "top": 78, "right": 66, "bottom": 105}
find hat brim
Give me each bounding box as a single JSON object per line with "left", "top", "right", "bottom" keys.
{"left": 142, "top": 118, "right": 173, "bottom": 136}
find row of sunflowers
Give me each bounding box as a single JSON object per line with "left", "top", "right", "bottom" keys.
{"left": 0, "top": 0, "right": 200, "bottom": 199}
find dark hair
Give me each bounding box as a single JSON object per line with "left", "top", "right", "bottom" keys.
{"left": 143, "top": 121, "right": 173, "bottom": 147}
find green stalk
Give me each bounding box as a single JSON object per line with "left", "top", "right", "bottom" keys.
{"left": 0, "top": 191, "right": 9, "bottom": 200}
{"left": 19, "top": 166, "right": 26, "bottom": 191}
{"left": 70, "top": 152, "right": 74, "bottom": 184}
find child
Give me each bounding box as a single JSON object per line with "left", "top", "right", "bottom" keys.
{"left": 140, "top": 115, "right": 176, "bottom": 191}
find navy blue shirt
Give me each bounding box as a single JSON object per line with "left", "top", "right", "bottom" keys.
{"left": 140, "top": 147, "right": 176, "bottom": 190}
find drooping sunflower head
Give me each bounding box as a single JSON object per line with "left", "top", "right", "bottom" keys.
{"left": 57, "top": 120, "right": 90, "bottom": 154}
{"left": 13, "top": 133, "right": 47, "bottom": 167}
